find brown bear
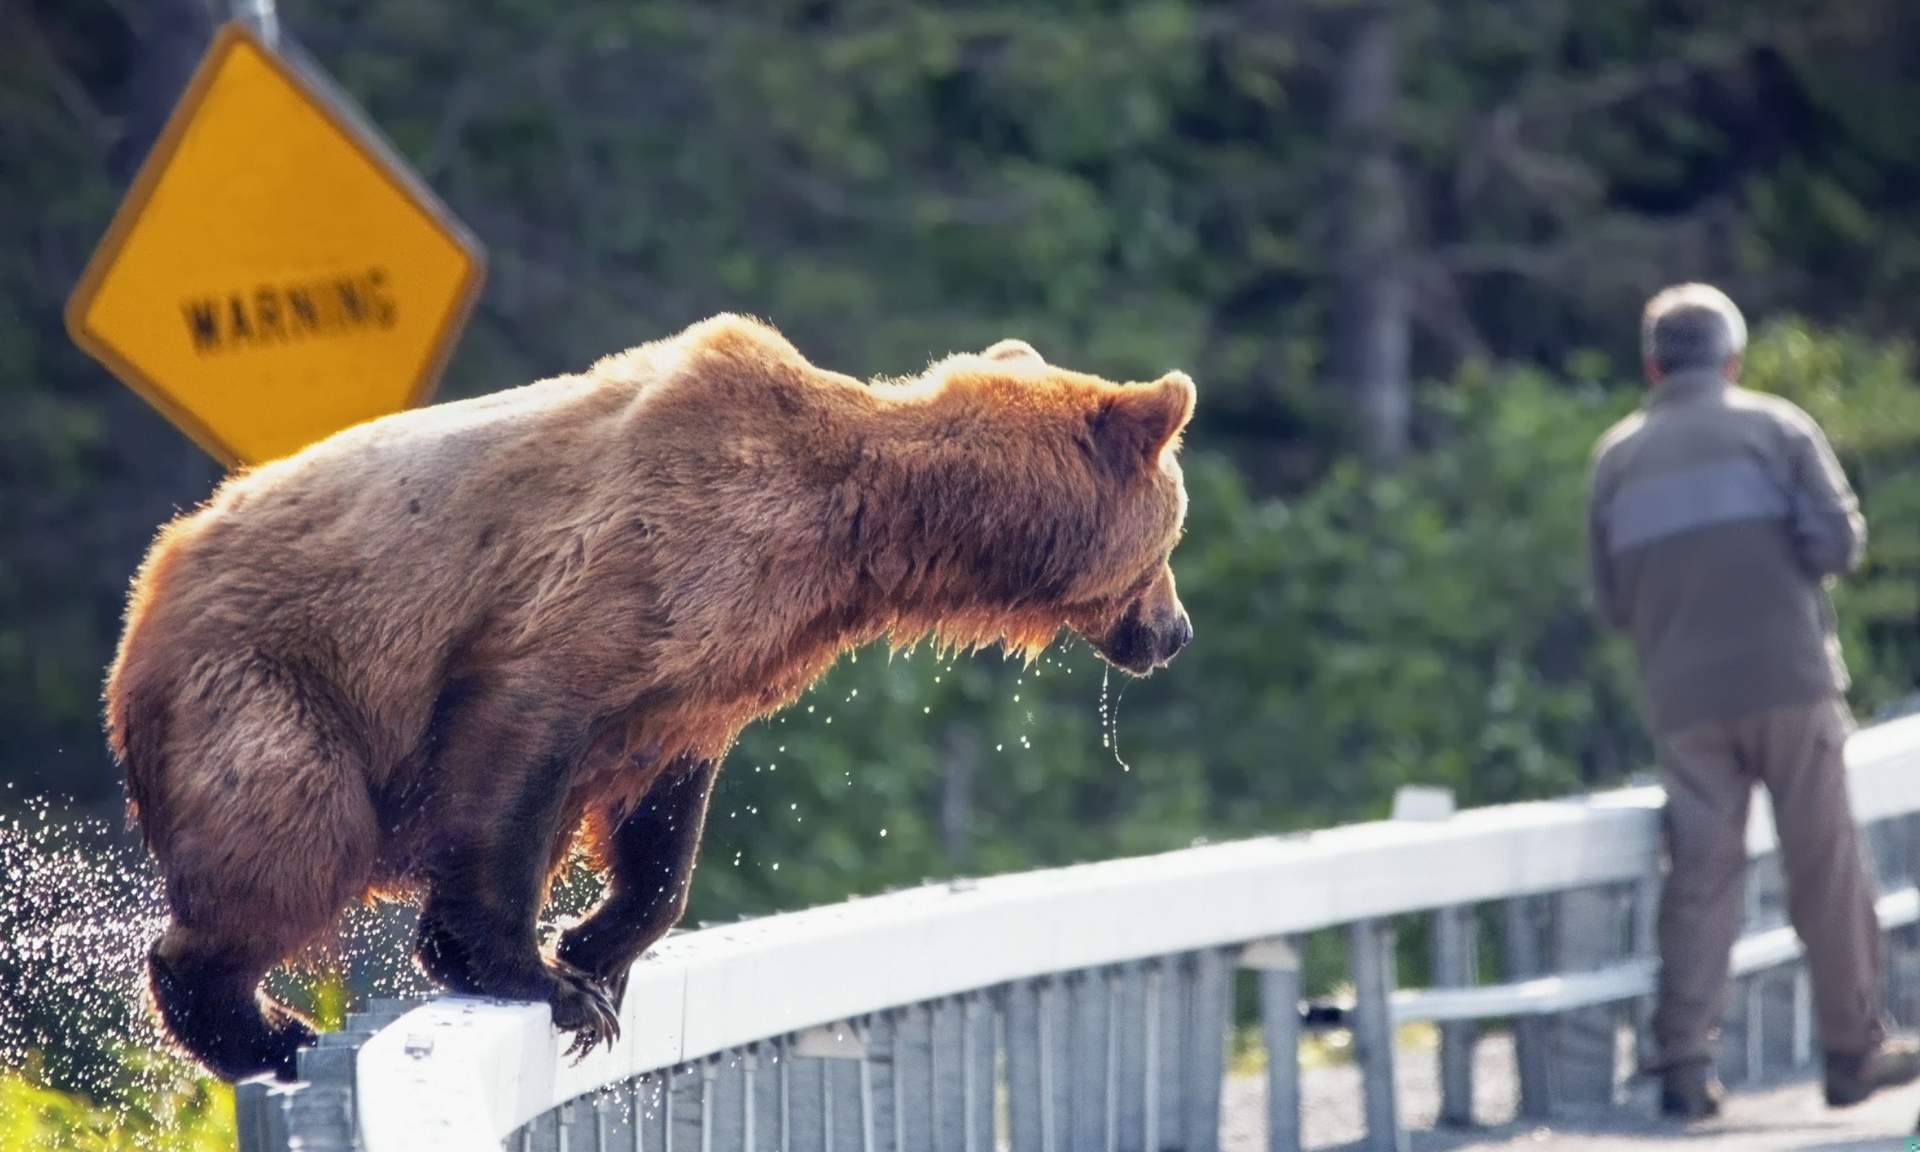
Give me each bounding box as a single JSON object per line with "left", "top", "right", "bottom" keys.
{"left": 105, "top": 315, "right": 1195, "bottom": 1082}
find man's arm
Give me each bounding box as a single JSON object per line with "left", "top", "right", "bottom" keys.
{"left": 1788, "top": 412, "right": 1866, "bottom": 578}
{"left": 1587, "top": 463, "right": 1627, "bottom": 631}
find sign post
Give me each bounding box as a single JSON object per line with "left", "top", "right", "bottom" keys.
{"left": 66, "top": 20, "right": 483, "bottom": 467}
{"left": 235, "top": 0, "right": 279, "bottom": 47}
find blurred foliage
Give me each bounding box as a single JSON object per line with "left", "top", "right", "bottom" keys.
{"left": 1747, "top": 326, "right": 1920, "bottom": 711}
{"left": 0, "top": 1049, "right": 233, "bottom": 1152}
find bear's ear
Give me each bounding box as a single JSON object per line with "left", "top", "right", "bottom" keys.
{"left": 1095, "top": 371, "right": 1195, "bottom": 468}
{"left": 982, "top": 339, "right": 1045, "bottom": 366}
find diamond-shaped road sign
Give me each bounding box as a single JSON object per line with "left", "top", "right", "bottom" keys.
{"left": 66, "top": 22, "right": 484, "bottom": 466}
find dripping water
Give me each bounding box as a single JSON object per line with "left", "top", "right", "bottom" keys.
{"left": 1099, "top": 666, "right": 1135, "bottom": 773}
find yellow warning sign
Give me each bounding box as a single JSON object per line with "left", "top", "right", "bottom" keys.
{"left": 66, "top": 22, "right": 484, "bottom": 466}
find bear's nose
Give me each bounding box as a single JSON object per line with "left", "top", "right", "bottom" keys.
{"left": 1159, "top": 614, "right": 1193, "bottom": 662}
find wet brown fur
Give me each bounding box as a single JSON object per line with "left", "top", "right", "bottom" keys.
{"left": 106, "top": 314, "right": 1194, "bottom": 1077}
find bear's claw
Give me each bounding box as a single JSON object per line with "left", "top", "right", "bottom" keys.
{"left": 550, "top": 963, "right": 621, "bottom": 1062}
{"left": 554, "top": 932, "right": 634, "bottom": 1016}
{"left": 598, "top": 966, "right": 631, "bottom": 1016}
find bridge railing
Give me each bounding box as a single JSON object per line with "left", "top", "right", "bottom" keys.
{"left": 237, "top": 714, "right": 1920, "bottom": 1152}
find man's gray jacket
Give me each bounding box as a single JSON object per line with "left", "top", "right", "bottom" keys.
{"left": 1587, "top": 368, "right": 1867, "bottom": 734}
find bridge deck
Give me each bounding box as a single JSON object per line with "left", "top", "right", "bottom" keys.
{"left": 1222, "top": 1034, "right": 1918, "bottom": 1151}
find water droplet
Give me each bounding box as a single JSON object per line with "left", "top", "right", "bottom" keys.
{"left": 1099, "top": 666, "right": 1135, "bottom": 773}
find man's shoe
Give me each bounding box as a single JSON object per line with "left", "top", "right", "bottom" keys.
{"left": 1660, "top": 1060, "right": 1724, "bottom": 1121}
{"left": 1825, "top": 1032, "right": 1920, "bottom": 1108}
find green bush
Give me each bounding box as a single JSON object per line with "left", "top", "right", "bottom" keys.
{"left": 0, "top": 1051, "right": 233, "bottom": 1152}
{"left": 1160, "top": 363, "right": 1643, "bottom": 820}
{"left": 1743, "top": 325, "right": 1920, "bottom": 714}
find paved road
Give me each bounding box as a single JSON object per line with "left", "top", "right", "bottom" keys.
{"left": 1222, "top": 1034, "right": 1920, "bottom": 1151}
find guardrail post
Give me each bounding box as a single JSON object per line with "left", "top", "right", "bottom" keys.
{"left": 1629, "top": 869, "right": 1661, "bottom": 1078}
{"left": 672, "top": 1062, "right": 709, "bottom": 1152}
{"left": 1184, "top": 949, "right": 1230, "bottom": 1152}
{"left": 1551, "top": 887, "right": 1620, "bottom": 1108}
{"left": 234, "top": 1074, "right": 299, "bottom": 1152}
{"left": 1350, "top": 918, "right": 1406, "bottom": 1152}
{"left": 1895, "top": 814, "right": 1920, "bottom": 1029}
{"left": 1717, "top": 856, "right": 1766, "bottom": 1084}
{"left": 1109, "top": 965, "right": 1148, "bottom": 1152}
{"left": 1430, "top": 905, "right": 1477, "bottom": 1127}
{"left": 233, "top": 1075, "right": 276, "bottom": 1152}
{"left": 1701, "top": 854, "right": 1751, "bottom": 1083}
{"left": 1069, "top": 972, "right": 1108, "bottom": 1152}
{"left": 791, "top": 1024, "right": 868, "bottom": 1152}
{"left": 1244, "top": 939, "right": 1301, "bottom": 1152}
{"left": 1004, "top": 979, "right": 1052, "bottom": 1152}
{"left": 1758, "top": 966, "right": 1804, "bottom": 1080}
{"left": 885, "top": 1005, "right": 929, "bottom": 1152}
{"left": 702, "top": 1051, "right": 749, "bottom": 1152}
{"left": 776, "top": 1053, "right": 822, "bottom": 1152}
{"left": 263, "top": 997, "right": 409, "bottom": 1152}
{"left": 1503, "top": 895, "right": 1552, "bottom": 1118}
{"left": 964, "top": 993, "right": 995, "bottom": 1152}
{"left": 289, "top": 1046, "right": 356, "bottom": 1152}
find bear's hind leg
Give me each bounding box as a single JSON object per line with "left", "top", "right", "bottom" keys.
{"left": 142, "top": 656, "right": 381, "bottom": 1080}
{"left": 148, "top": 923, "right": 315, "bottom": 1081}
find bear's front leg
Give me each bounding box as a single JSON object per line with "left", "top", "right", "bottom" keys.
{"left": 416, "top": 836, "right": 622, "bottom": 1059}
{"left": 558, "top": 757, "right": 718, "bottom": 1010}
{"left": 411, "top": 688, "right": 620, "bottom": 1059}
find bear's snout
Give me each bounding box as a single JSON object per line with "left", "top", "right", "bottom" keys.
{"left": 1091, "top": 598, "right": 1192, "bottom": 676}
{"left": 1087, "top": 564, "right": 1190, "bottom": 676}
{"left": 1161, "top": 612, "right": 1194, "bottom": 661}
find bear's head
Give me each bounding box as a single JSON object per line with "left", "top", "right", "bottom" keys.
{"left": 1056, "top": 367, "right": 1195, "bottom": 677}
{"left": 912, "top": 339, "right": 1196, "bottom": 677}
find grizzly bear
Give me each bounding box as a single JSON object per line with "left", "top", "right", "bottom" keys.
{"left": 106, "top": 315, "right": 1195, "bottom": 1082}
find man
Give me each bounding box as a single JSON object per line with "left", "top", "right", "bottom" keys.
{"left": 1587, "top": 283, "right": 1920, "bottom": 1119}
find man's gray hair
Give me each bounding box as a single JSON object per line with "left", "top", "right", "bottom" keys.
{"left": 1642, "top": 283, "right": 1747, "bottom": 375}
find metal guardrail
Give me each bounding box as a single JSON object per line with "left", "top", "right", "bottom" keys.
{"left": 237, "top": 714, "right": 1920, "bottom": 1152}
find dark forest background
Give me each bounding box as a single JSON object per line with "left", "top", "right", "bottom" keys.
{"left": 7, "top": 0, "right": 1920, "bottom": 1134}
